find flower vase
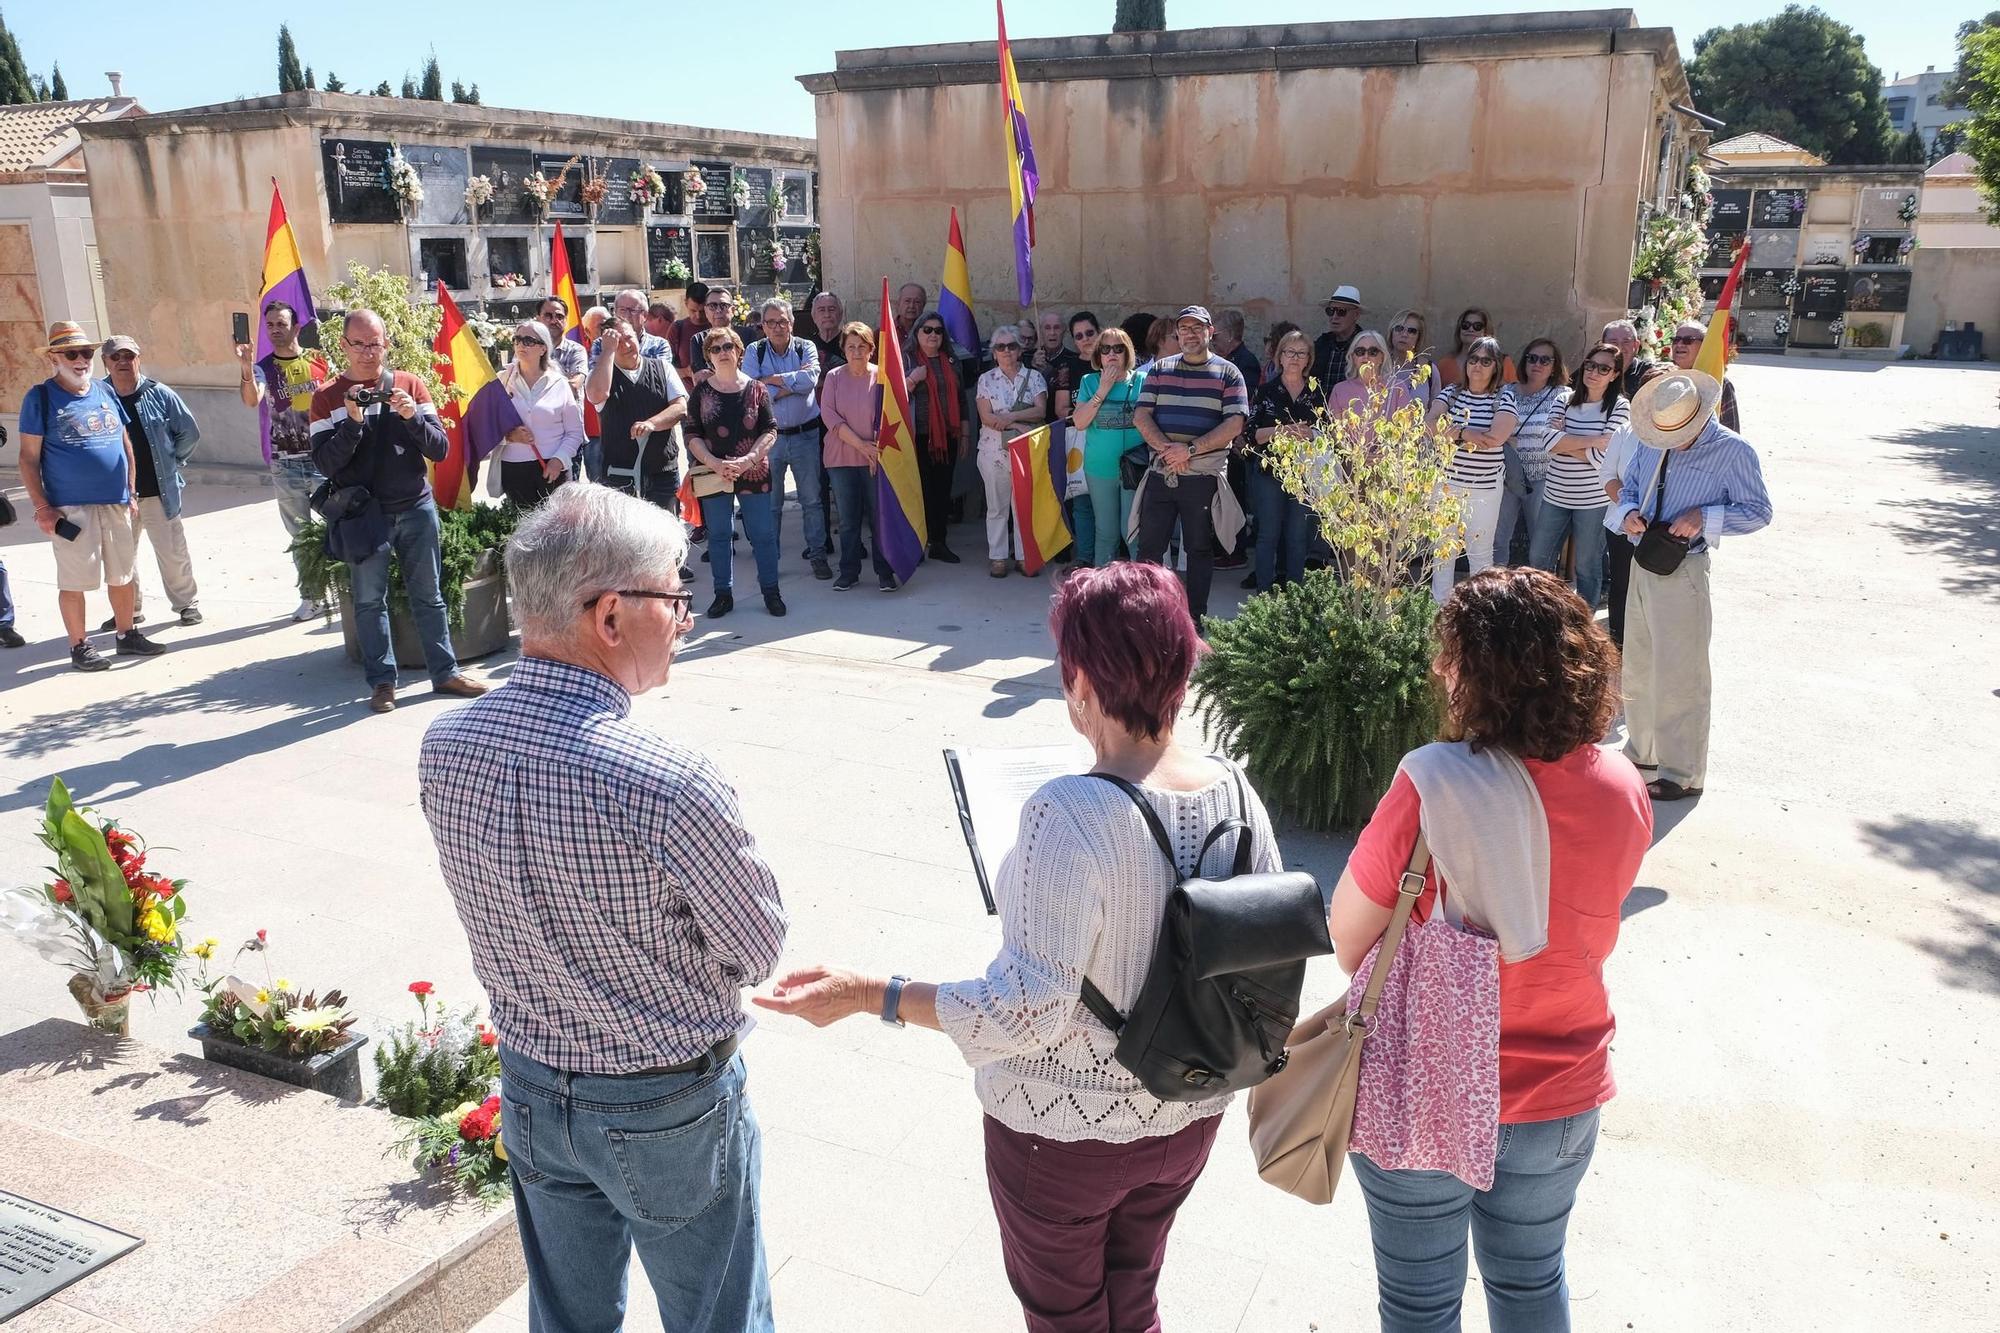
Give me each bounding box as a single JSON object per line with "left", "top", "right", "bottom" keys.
{"left": 68, "top": 973, "right": 131, "bottom": 1036}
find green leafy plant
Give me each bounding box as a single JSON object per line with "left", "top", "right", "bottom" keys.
{"left": 1849, "top": 321, "right": 1891, "bottom": 348}
{"left": 1631, "top": 210, "right": 1706, "bottom": 358}
{"left": 656, "top": 257, "right": 692, "bottom": 286}
{"left": 394, "top": 1093, "right": 508, "bottom": 1205}
{"left": 289, "top": 501, "right": 519, "bottom": 629}
{"left": 313, "top": 262, "right": 446, "bottom": 400}
{"left": 191, "top": 931, "right": 357, "bottom": 1058}
{"left": 374, "top": 981, "right": 500, "bottom": 1119}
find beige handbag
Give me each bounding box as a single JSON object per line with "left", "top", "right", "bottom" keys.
{"left": 687, "top": 465, "right": 733, "bottom": 498}
{"left": 1246, "top": 831, "right": 1430, "bottom": 1205}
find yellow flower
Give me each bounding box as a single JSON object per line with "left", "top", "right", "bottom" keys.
{"left": 255, "top": 989, "right": 271, "bottom": 1005}
{"left": 190, "top": 940, "right": 215, "bottom": 961}
{"left": 141, "top": 909, "right": 172, "bottom": 942}
{"left": 275, "top": 978, "right": 292, "bottom": 992}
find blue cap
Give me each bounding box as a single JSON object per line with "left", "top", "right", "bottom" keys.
{"left": 1175, "top": 305, "right": 1212, "bottom": 326}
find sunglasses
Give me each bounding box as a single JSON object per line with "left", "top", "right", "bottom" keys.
{"left": 106, "top": 351, "right": 139, "bottom": 361}
{"left": 585, "top": 588, "right": 695, "bottom": 621}
{"left": 57, "top": 348, "right": 95, "bottom": 361}
{"left": 993, "top": 342, "right": 1021, "bottom": 352}
{"left": 1671, "top": 334, "right": 1703, "bottom": 345}
{"left": 706, "top": 343, "right": 738, "bottom": 355}
{"left": 1353, "top": 347, "right": 1384, "bottom": 359}
{"left": 1324, "top": 304, "right": 1357, "bottom": 317}
{"left": 918, "top": 326, "right": 944, "bottom": 336}
{"left": 1466, "top": 354, "right": 1496, "bottom": 366}
{"left": 1583, "top": 360, "right": 1618, "bottom": 374}
{"left": 1460, "top": 320, "right": 1486, "bottom": 331}
{"left": 512, "top": 336, "right": 542, "bottom": 346}
{"left": 1524, "top": 352, "right": 1554, "bottom": 366}
{"left": 1102, "top": 347, "right": 1126, "bottom": 357}
{"left": 1391, "top": 324, "right": 1420, "bottom": 336}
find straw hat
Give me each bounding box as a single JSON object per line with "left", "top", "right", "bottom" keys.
{"left": 1630, "top": 370, "right": 1722, "bottom": 449}
{"left": 40, "top": 321, "right": 100, "bottom": 354}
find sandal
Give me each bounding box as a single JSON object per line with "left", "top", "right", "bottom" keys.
{"left": 1646, "top": 779, "right": 1702, "bottom": 802}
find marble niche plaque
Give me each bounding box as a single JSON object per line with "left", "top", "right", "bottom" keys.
{"left": 1707, "top": 188, "right": 1750, "bottom": 233}
{"left": 1747, "top": 228, "right": 1801, "bottom": 267}
{"left": 472, "top": 147, "right": 537, "bottom": 226}
{"left": 1847, "top": 270, "right": 1910, "bottom": 313}
{"left": 405, "top": 144, "right": 470, "bottom": 226}
{"left": 1751, "top": 188, "right": 1808, "bottom": 229}
{"left": 321, "top": 138, "right": 398, "bottom": 224}
{"left": 0, "top": 1190, "right": 143, "bottom": 1319}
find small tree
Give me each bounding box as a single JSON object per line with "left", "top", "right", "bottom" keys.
{"left": 400, "top": 74, "right": 417, "bottom": 98}
{"left": 1934, "top": 122, "right": 1968, "bottom": 159}
{"left": 465, "top": 83, "right": 480, "bottom": 106}
{"left": 323, "top": 70, "right": 345, "bottom": 93}
{"left": 313, "top": 262, "right": 446, "bottom": 401}
{"left": 0, "top": 10, "right": 33, "bottom": 106}
{"left": 419, "top": 55, "right": 443, "bottom": 102}
{"left": 48, "top": 62, "right": 64, "bottom": 99}
{"left": 304, "top": 65, "right": 315, "bottom": 90}
{"left": 1114, "top": 0, "right": 1165, "bottom": 31}
{"left": 1193, "top": 370, "right": 1459, "bottom": 832}
{"left": 277, "top": 24, "right": 306, "bottom": 93}
{"left": 1891, "top": 127, "right": 1927, "bottom": 164}
{"left": 372, "top": 80, "right": 393, "bottom": 97}
{"left": 450, "top": 79, "right": 470, "bottom": 103}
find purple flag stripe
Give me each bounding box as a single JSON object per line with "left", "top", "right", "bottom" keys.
{"left": 875, "top": 467, "right": 927, "bottom": 582}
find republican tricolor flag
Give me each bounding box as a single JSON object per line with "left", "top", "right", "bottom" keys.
{"left": 939, "top": 207, "right": 980, "bottom": 359}
{"left": 431, "top": 287, "right": 525, "bottom": 509}
{"left": 998, "top": 0, "right": 1039, "bottom": 308}
{"left": 1007, "top": 421, "right": 1072, "bottom": 576}
{"left": 873, "top": 278, "right": 929, "bottom": 580}
{"left": 254, "top": 181, "right": 322, "bottom": 462}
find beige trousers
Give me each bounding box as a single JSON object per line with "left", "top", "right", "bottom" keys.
{"left": 1622, "top": 550, "right": 1711, "bottom": 789}
{"left": 133, "top": 496, "right": 200, "bottom": 615}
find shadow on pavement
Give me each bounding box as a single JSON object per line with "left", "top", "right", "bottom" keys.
{"left": 1648, "top": 794, "right": 1703, "bottom": 846}
{"left": 1879, "top": 422, "right": 2000, "bottom": 599}
{"left": 1863, "top": 814, "right": 2000, "bottom": 994}
{"left": 1622, "top": 885, "right": 1669, "bottom": 918}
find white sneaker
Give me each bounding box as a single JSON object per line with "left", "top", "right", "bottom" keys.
{"left": 292, "top": 598, "right": 321, "bottom": 622}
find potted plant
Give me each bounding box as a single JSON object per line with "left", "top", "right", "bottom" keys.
{"left": 292, "top": 500, "right": 521, "bottom": 665}
{"left": 187, "top": 931, "right": 368, "bottom": 1101}
{"left": 1193, "top": 371, "right": 1458, "bottom": 833}
{"left": 0, "top": 779, "right": 192, "bottom": 1034}
{"left": 374, "top": 981, "right": 501, "bottom": 1118}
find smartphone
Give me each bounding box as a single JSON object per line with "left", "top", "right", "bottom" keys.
{"left": 55, "top": 517, "right": 81, "bottom": 541}
{"left": 232, "top": 312, "right": 252, "bottom": 346}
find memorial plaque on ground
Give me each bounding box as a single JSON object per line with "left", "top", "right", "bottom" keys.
{"left": 1856, "top": 187, "right": 1919, "bottom": 232}
{"left": 1794, "top": 271, "right": 1847, "bottom": 316}
{"left": 1847, "top": 270, "right": 1911, "bottom": 312}
{"left": 321, "top": 138, "right": 399, "bottom": 224}
{"left": 1707, "top": 189, "right": 1751, "bottom": 233}
{"left": 472, "top": 147, "right": 536, "bottom": 225}
{"left": 593, "top": 157, "right": 642, "bottom": 226}
{"left": 692, "top": 161, "right": 734, "bottom": 217}
{"left": 0, "top": 1190, "right": 143, "bottom": 1318}
{"left": 1748, "top": 229, "right": 1800, "bottom": 267}
{"left": 1752, "top": 189, "right": 1808, "bottom": 228}
{"left": 403, "top": 144, "right": 470, "bottom": 225}
{"left": 534, "top": 154, "right": 587, "bottom": 220}
{"left": 1740, "top": 268, "right": 1796, "bottom": 310}
{"left": 647, "top": 225, "right": 693, "bottom": 287}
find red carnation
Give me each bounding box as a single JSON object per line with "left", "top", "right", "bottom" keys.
{"left": 52, "top": 879, "right": 73, "bottom": 904}
{"left": 408, "top": 981, "right": 435, "bottom": 997}
{"left": 458, "top": 1094, "right": 502, "bottom": 1141}
{"left": 479, "top": 1030, "right": 498, "bottom": 1048}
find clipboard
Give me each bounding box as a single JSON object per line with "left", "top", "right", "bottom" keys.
{"left": 943, "top": 744, "right": 1091, "bottom": 915}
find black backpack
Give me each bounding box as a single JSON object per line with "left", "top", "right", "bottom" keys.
{"left": 1078, "top": 766, "right": 1333, "bottom": 1103}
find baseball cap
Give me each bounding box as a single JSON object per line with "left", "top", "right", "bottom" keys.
{"left": 1175, "top": 305, "right": 1213, "bottom": 326}
{"left": 101, "top": 334, "right": 141, "bottom": 357}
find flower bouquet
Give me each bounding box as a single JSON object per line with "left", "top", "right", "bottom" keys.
{"left": 464, "top": 174, "right": 494, "bottom": 219}
{"left": 683, "top": 167, "right": 706, "bottom": 199}
{"left": 522, "top": 172, "right": 554, "bottom": 216}
{"left": 631, "top": 165, "right": 667, "bottom": 209}
{"left": 491, "top": 271, "right": 526, "bottom": 290}
{"left": 0, "top": 778, "right": 190, "bottom": 1033}
{"left": 657, "top": 257, "right": 692, "bottom": 287}
{"left": 396, "top": 1093, "right": 510, "bottom": 1205}
{"left": 581, "top": 171, "right": 609, "bottom": 212}
{"left": 387, "top": 148, "right": 424, "bottom": 215}
{"left": 374, "top": 981, "right": 500, "bottom": 1119}
{"left": 187, "top": 930, "right": 368, "bottom": 1098}
{"left": 729, "top": 169, "right": 752, "bottom": 212}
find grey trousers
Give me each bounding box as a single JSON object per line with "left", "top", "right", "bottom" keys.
{"left": 1622, "top": 550, "right": 1712, "bottom": 789}
{"left": 132, "top": 496, "right": 199, "bottom": 615}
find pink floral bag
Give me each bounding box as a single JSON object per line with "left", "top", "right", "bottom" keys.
{"left": 1345, "top": 840, "right": 1503, "bottom": 1189}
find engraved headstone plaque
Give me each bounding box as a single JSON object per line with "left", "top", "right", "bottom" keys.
{"left": 1793, "top": 271, "right": 1847, "bottom": 316}
{"left": 776, "top": 226, "right": 816, "bottom": 286}
{"left": 1748, "top": 229, "right": 1800, "bottom": 267}
{"left": 1702, "top": 232, "right": 1743, "bottom": 269}
{"left": 1856, "top": 187, "right": 1918, "bottom": 232}
{"left": 647, "top": 226, "right": 693, "bottom": 287}
{"left": 1707, "top": 189, "right": 1750, "bottom": 234}
{"left": 0, "top": 1191, "right": 143, "bottom": 1319}
{"left": 406, "top": 144, "right": 470, "bottom": 225}
{"left": 736, "top": 166, "right": 774, "bottom": 227}
{"left": 1752, "top": 188, "right": 1808, "bottom": 229}
{"left": 1740, "top": 268, "right": 1796, "bottom": 310}
{"left": 534, "top": 154, "right": 587, "bottom": 220}
{"left": 321, "top": 138, "right": 399, "bottom": 224}
{"left": 1847, "top": 270, "right": 1910, "bottom": 313}
{"left": 472, "top": 147, "right": 537, "bottom": 225}
{"left": 1735, "top": 309, "right": 1788, "bottom": 350}
{"left": 1789, "top": 309, "right": 1839, "bottom": 348}
{"left": 593, "top": 158, "right": 643, "bottom": 226}
{"left": 692, "top": 161, "right": 735, "bottom": 218}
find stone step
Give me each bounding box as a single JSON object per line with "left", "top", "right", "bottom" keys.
{"left": 0, "top": 1018, "right": 523, "bottom": 1332}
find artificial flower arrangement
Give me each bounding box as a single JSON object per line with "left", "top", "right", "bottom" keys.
{"left": 729, "top": 169, "right": 752, "bottom": 212}
{"left": 490, "top": 271, "right": 527, "bottom": 290}
{"left": 630, "top": 165, "right": 667, "bottom": 208}
{"left": 523, "top": 156, "right": 580, "bottom": 217}
{"left": 463, "top": 174, "right": 494, "bottom": 213}
{"left": 581, "top": 167, "right": 610, "bottom": 210}
{"left": 387, "top": 148, "right": 424, "bottom": 211}
{"left": 396, "top": 1091, "right": 509, "bottom": 1205}
{"left": 765, "top": 182, "right": 784, "bottom": 215}
{"left": 656, "top": 257, "right": 692, "bottom": 286}
{"left": 192, "top": 930, "right": 357, "bottom": 1058}
{"left": 682, "top": 167, "right": 706, "bottom": 198}
{"left": 0, "top": 779, "right": 190, "bottom": 1032}
{"left": 374, "top": 980, "right": 500, "bottom": 1119}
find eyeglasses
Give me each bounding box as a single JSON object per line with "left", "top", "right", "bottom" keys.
{"left": 512, "top": 336, "right": 542, "bottom": 346}
{"left": 1582, "top": 360, "right": 1618, "bottom": 374}
{"left": 918, "top": 326, "right": 944, "bottom": 336}
{"left": 1352, "top": 347, "right": 1384, "bottom": 359}
{"left": 1466, "top": 354, "right": 1496, "bottom": 367}
{"left": 1278, "top": 348, "right": 1311, "bottom": 359}
{"left": 705, "top": 301, "right": 732, "bottom": 310}
{"left": 1524, "top": 351, "right": 1554, "bottom": 366}
{"left": 1459, "top": 320, "right": 1486, "bottom": 332}
{"left": 1391, "top": 325, "right": 1420, "bottom": 337}
{"left": 106, "top": 351, "right": 139, "bottom": 362}
{"left": 57, "top": 348, "right": 94, "bottom": 361}
{"left": 584, "top": 589, "right": 695, "bottom": 620}
{"left": 993, "top": 342, "right": 1021, "bottom": 352}
{"left": 1671, "top": 334, "right": 1703, "bottom": 346}
{"left": 1324, "top": 304, "right": 1356, "bottom": 317}
{"left": 706, "top": 343, "right": 738, "bottom": 356}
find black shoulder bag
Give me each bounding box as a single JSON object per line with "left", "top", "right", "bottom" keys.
{"left": 1079, "top": 765, "right": 1332, "bottom": 1103}
{"left": 1633, "top": 446, "right": 1690, "bottom": 576}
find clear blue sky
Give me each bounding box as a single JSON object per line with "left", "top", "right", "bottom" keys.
{"left": 8, "top": 1, "right": 1968, "bottom": 140}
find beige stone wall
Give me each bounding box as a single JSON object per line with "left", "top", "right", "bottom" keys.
{"left": 816, "top": 47, "right": 1678, "bottom": 359}
{"left": 1906, "top": 247, "right": 2000, "bottom": 357}
{"left": 0, "top": 220, "right": 44, "bottom": 417}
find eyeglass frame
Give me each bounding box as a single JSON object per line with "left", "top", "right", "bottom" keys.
{"left": 583, "top": 589, "right": 695, "bottom": 620}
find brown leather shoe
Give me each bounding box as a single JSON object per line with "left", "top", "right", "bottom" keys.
{"left": 368, "top": 684, "right": 397, "bottom": 714}
{"left": 432, "top": 674, "right": 489, "bottom": 699}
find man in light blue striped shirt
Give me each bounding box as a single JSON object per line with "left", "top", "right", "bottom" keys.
{"left": 1612, "top": 371, "right": 1773, "bottom": 801}
{"left": 744, "top": 297, "right": 831, "bottom": 579}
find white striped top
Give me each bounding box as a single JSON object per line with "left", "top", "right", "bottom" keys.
{"left": 1542, "top": 396, "right": 1631, "bottom": 509}
{"left": 1438, "top": 387, "right": 1507, "bottom": 490}
{"left": 1501, "top": 382, "right": 1569, "bottom": 483}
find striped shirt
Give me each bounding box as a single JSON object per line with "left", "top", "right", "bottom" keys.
{"left": 1437, "top": 386, "right": 1507, "bottom": 490}
{"left": 1500, "top": 382, "right": 1569, "bottom": 484}
{"left": 1611, "top": 418, "right": 1773, "bottom": 555}
{"left": 1136, "top": 352, "right": 1250, "bottom": 446}
{"left": 1542, "top": 396, "right": 1631, "bottom": 509}
{"left": 418, "top": 657, "right": 788, "bottom": 1073}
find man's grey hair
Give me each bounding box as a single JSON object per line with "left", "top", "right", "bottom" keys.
{"left": 616, "top": 289, "right": 648, "bottom": 310}
{"left": 1216, "top": 309, "right": 1246, "bottom": 339}
{"left": 760, "top": 296, "right": 794, "bottom": 319}
{"left": 1602, "top": 318, "right": 1639, "bottom": 340}
{"left": 1675, "top": 319, "right": 1708, "bottom": 338}
{"left": 812, "top": 292, "right": 843, "bottom": 314}
{"left": 508, "top": 485, "right": 689, "bottom": 639}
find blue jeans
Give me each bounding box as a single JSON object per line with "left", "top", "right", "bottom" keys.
{"left": 826, "top": 465, "right": 892, "bottom": 581}
{"left": 699, "top": 491, "right": 780, "bottom": 594}
{"left": 349, "top": 500, "right": 457, "bottom": 688}
{"left": 1085, "top": 473, "right": 1125, "bottom": 566}
{"left": 583, "top": 436, "right": 606, "bottom": 484}
{"left": 1496, "top": 470, "right": 1542, "bottom": 565}
{"left": 1352, "top": 1108, "right": 1601, "bottom": 1333}
{"left": 271, "top": 454, "right": 325, "bottom": 596}
{"left": 769, "top": 427, "right": 828, "bottom": 559}
{"left": 1069, "top": 494, "right": 1095, "bottom": 567}
{"left": 0, "top": 552, "right": 13, "bottom": 626}
{"left": 499, "top": 1047, "right": 773, "bottom": 1333}
{"left": 1249, "top": 465, "right": 1311, "bottom": 589}
{"left": 1529, "top": 503, "right": 1609, "bottom": 608}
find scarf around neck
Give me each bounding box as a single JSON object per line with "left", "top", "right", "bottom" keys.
{"left": 913, "top": 349, "right": 962, "bottom": 461}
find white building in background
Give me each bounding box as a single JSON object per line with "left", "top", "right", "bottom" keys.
{"left": 1882, "top": 67, "right": 1961, "bottom": 154}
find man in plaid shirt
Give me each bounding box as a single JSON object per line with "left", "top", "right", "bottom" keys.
{"left": 419, "top": 484, "right": 786, "bottom": 1332}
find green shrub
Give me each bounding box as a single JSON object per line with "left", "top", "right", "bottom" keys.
{"left": 289, "top": 501, "right": 519, "bottom": 630}
{"left": 1195, "top": 573, "right": 1441, "bottom": 835}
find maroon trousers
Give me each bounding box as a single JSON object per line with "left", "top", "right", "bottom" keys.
{"left": 982, "top": 1113, "right": 1222, "bottom": 1333}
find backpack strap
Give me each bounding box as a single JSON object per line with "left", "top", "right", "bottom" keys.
{"left": 1084, "top": 772, "right": 1181, "bottom": 874}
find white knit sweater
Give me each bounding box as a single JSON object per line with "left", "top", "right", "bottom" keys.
{"left": 935, "top": 765, "right": 1282, "bottom": 1143}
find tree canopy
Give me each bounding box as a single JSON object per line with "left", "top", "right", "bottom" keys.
{"left": 1689, "top": 5, "right": 1896, "bottom": 164}
{"left": 1955, "top": 19, "right": 2000, "bottom": 217}
{"left": 1945, "top": 11, "right": 2000, "bottom": 107}
{"left": 1113, "top": 0, "right": 1165, "bottom": 32}
{"left": 49, "top": 62, "right": 65, "bottom": 100}
{"left": 0, "top": 10, "right": 39, "bottom": 105}
{"left": 278, "top": 24, "right": 307, "bottom": 93}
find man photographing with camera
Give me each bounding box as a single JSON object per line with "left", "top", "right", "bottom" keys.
{"left": 309, "top": 308, "right": 487, "bottom": 714}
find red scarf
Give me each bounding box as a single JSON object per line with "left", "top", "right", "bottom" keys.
{"left": 913, "top": 350, "right": 962, "bottom": 462}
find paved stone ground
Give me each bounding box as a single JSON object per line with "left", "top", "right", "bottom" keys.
{"left": 1, "top": 357, "right": 1995, "bottom": 1331}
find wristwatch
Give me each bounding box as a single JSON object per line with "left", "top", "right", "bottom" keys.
{"left": 880, "top": 975, "right": 909, "bottom": 1028}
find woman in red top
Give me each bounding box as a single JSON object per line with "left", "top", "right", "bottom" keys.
{"left": 1328, "top": 566, "right": 1652, "bottom": 1333}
